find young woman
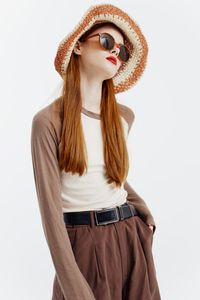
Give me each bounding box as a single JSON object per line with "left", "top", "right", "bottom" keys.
{"left": 31, "top": 4, "right": 161, "bottom": 300}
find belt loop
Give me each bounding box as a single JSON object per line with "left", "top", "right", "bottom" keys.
{"left": 118, "top": 206, "right": 124, "bottom": 220}
{"left": 90, "top": 211, "right": 95, "bottom": 227}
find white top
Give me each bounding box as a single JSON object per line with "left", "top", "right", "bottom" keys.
{"left": 61, "top": 107, "right": 129, "bottom": 212}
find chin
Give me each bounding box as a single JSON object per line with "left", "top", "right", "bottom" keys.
{"left": 93, "top": 61, "right": 117, "bottom": 80}
{"left": 102, "top": 61, "right": 118, "bottom": 76}
{"left": 103, "top": 68, "right": 117, "bottom": 80}
{"left": 107, "top": 72, "right": 118, "bottom": 80}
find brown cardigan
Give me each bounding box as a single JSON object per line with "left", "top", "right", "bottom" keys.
{"left": 31, "top": 98, "right": 156, "bottom": 300}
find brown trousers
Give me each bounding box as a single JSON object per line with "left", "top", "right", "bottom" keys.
{"left": 53, "top": 212, "right": 161, "bottom": 300}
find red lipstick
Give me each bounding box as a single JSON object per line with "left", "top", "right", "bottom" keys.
{"left": 106, "top": 56, "right": 117, "bottom": 65}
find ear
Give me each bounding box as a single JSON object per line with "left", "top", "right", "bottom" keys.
{"left": 73, "top": 41, "right": 82, "bottom": 55}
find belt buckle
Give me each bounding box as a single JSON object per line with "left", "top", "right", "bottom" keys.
{"left": 94, "top": 207, "right": 120, "bottom": 226}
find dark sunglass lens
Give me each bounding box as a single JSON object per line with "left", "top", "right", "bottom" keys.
{"left": 119, "top": 45, "right": 130, "bottom": 62}
{"left": 100, "top": 34, "right": 114, "bottom": 50}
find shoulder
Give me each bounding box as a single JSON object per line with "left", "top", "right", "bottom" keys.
{"left": 117, "top": 102, "right": 135, "bottom": 134}
{"left": 31, "top": 97, "right": 62, "bottom": 143}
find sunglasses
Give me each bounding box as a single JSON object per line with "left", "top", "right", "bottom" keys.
{"left": 80, "top": 32, "right": 130, "bottom": 63}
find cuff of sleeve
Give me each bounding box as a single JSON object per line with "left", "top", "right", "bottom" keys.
{"left": 144, "top": 217, "right": 156, "bottom": 234}
{"left": 150, "top": 224, "right": 156, "bottom": 234}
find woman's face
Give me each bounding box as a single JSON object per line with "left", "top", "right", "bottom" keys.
{"left": 73, "top": 25, "right": 125, "bottom": 80}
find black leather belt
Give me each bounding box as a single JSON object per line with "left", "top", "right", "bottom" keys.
{"left": 63, "top": 201, "right": 138, "bottom": 226}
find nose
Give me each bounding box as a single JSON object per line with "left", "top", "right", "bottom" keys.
{"left": 110, "top": 44, "right": 120, "bottom": 57}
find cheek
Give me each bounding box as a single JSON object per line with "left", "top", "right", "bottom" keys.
{"left": 82, "top": 49, "right": 108, "bottom": 66}
{"left": 81, "top": 48, "right": 96, "bottom": 63}
{"left": 81, "top": 46, "right": 121, "bottom": 74}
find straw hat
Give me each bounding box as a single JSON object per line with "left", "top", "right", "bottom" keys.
{"left": 54, "top": 3, "right": 148, "bottom": 94}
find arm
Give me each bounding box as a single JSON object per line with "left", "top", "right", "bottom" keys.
{"left": 31, "top": 114, "right": 95, "bottom": 300}
{"left": 124, "top": 106, "right": 157, "bottom": 234}
{"left": 124, "top": 181, "right": 156, "bottom": 234}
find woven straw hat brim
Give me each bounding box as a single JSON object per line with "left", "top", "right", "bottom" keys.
{"left": 54, "top": 3, "right": 148, "bottom": 94}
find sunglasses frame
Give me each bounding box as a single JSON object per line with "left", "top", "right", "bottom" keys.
{"left": 80, "top": 32, "right": 130, "bottom": 62}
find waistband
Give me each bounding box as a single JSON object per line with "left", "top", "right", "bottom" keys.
{"left": 63, "top": 201, "right": 138, "bottom": 226}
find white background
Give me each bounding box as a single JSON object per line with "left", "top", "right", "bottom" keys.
{"left": 1, "top": 0, "right": 200, "bottom": 299}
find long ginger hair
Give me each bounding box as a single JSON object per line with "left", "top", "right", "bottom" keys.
{"left": 57, "top": 22, "right": 130, "bottom": 188}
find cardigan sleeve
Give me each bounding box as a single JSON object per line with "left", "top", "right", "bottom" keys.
{"left": 30, "top": 113, "right": 96, "bottom": 300}
{"left": 124, "top": 181, "right": 156, "bottom": 234}
{"left": 124, "top": 107, "right": 157, "bottom": 234}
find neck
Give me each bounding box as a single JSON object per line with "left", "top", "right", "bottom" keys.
{"left": 79, "top": 73, "right": 103, "bottom": 114}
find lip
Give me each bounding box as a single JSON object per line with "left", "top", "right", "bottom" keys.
{"left": 106, "top": 56, "right": 117, "bottom": 65}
